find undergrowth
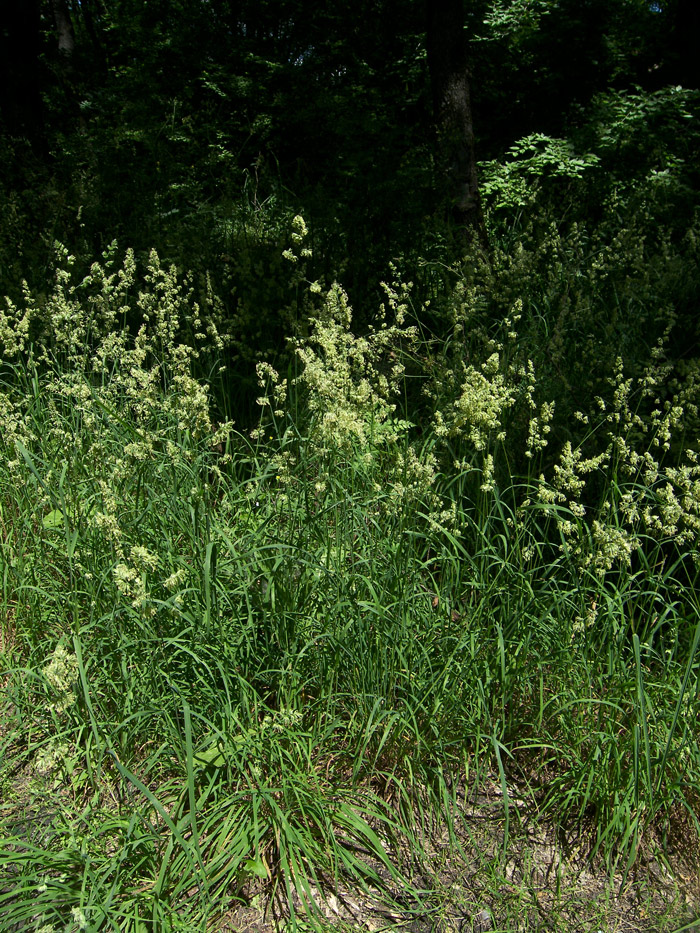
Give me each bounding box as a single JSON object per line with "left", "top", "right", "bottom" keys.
{"left": 0, "top": 217, "right": 699, "bottom": 932}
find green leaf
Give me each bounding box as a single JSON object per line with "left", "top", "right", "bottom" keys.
{"left": 243, "top": 855, "right": 268, "bottom": 879}
{"left": 193, "top": 744, "right": 227, "bottom": 768}
{"left": 42, "top": 509, "right": 64, "bottom": 529}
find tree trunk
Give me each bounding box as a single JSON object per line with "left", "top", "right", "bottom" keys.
{"left": 51, "top": 0, "right": 76, "bottom": 62}
{"left": 426, "top": 0, "right": 485, "bottom": 245}
{"left": 78, "top": 0, "right": 107, "bottom": 70}
{"left": 0, "top": 0, "right": 46, "bottom": 145}
{"left": 670, "top": 0, "right": 700, "bottom": 88}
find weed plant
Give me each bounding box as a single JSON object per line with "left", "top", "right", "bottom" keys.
{"left": 1, "top": 219, "right": 699, "bottom": 931}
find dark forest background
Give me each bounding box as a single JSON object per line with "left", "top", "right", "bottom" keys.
{"left": 2, "top": 1, "right": 698, "bottom": 369}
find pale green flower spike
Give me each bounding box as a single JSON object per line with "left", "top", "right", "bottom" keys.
{"left": 43, "top": 644, "right": 79, "bottom": 713}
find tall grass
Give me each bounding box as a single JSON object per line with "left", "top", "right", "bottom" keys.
{"left": 1, "top": 230, "right": 699, "bottom": 931}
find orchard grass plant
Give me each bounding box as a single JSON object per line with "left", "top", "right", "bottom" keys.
{"left": 1, "top": 221, "right": 699, "bottom": 932}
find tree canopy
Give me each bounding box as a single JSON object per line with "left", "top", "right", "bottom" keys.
{"left": 2, "top": 1, "right": 696, "bottom": 276}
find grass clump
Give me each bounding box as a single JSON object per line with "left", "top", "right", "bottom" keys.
{"left": 1, "top": 227, "right": 699, "bottom": 931}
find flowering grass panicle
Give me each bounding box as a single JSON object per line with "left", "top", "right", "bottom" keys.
{"left": 290, "top": 280, "right": 416, "bottom": 452}
{"left": 42, "top": 643, "right": 79, "bottom": 714}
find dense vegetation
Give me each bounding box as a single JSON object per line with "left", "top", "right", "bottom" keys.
{"left": 1, "top": 1, "right": 699, "bottom": 931}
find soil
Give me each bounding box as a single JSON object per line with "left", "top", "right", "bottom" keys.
{"left": 221, "top": 777, "right": 700, "bottom": 932}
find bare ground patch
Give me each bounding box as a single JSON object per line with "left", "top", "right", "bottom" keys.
{"left": 221, "top": 777, "right": 700, "bottom": 933}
